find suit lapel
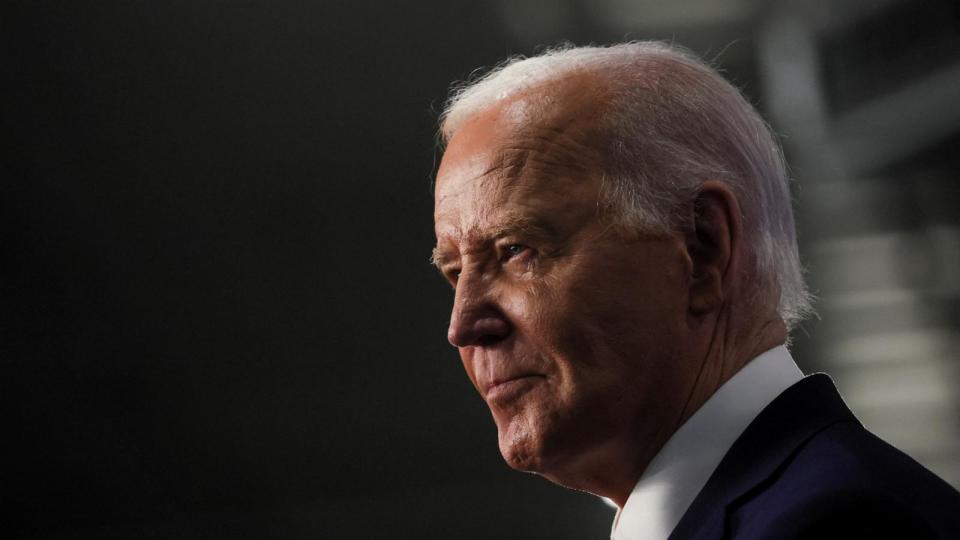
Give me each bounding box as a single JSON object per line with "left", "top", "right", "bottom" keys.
{"left": 668, "top": 374, "right": 859, "bottom": 539}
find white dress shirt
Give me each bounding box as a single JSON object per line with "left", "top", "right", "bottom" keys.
{"left": 611, "top": 346, "right": 804, "bottom": 540}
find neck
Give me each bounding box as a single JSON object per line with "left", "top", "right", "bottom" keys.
{"left": 681, "top": 312, "right": 786, "bottom": 420}
{"left": 607, "top": 308, "right": 787, "bottom": 507}
{"left": 540, "top": 308, "right": 788, "bottom": 508}
{"left": 677, "top": 306, "right": 787, "bottom": 433}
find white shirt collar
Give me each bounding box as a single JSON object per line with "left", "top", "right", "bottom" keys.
{"left": 611, "top": 345, "right": 803, "bottom": 540}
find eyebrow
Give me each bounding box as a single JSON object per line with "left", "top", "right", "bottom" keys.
{"left": 430, "top": 246, "right": 450, "bottom": 270}
{"left": 489, "top": 214, "right": 559, "bottom": 240}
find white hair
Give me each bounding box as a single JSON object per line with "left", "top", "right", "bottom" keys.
{"left": 440, "top": 42, "right": 813, "bottom": 329}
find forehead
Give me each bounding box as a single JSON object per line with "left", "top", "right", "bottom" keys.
{"left": 434, "top": 76, "right": 610, "bottom": 239}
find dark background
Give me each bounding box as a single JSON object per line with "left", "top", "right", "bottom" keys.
{"left": 4, "top": 1, "right": 959, "bottom": 538}
{"left": 3, "top": 2, "right": 614, "bottom": 538}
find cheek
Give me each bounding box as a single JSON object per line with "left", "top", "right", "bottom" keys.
{"left": 497, "top": 283, "right": 560, "bottom": 350}
{"left": 546, "top": 275, "right": 639, "bottom": 352}
{"left": 544, "top": 262, "right": 685, "bottom": 375}
{"left": 507, "top": 283, "right": 572, "bottom": 350}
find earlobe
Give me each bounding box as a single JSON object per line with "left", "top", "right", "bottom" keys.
{"left": 687, "top": 182, "right": 740, "bottom": 316}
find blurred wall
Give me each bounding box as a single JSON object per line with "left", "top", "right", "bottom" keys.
{"left": 759, "top": 0, "right": 960, "bottom": 487}
{"left": 3, "top": 1, "right": 957, "bottom": 538}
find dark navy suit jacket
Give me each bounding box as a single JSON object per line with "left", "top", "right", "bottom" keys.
{"left": 669, "top": 374, "right": 960, "bottom": 539}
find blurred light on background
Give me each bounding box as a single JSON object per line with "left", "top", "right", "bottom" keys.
{"left": 761, "top": 0, "right": 960, "bottom": 488}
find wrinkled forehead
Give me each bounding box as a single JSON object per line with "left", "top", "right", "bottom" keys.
{"left": 434, "top": 75, "right": 612, "bottom": 231}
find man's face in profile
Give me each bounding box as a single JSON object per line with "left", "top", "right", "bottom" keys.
{"left": 432, "top": 83, "right": 701, "bottom": 482}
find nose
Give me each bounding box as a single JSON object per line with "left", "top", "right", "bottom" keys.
{"left": 447, "top": 272, "right": 511, "bottom": 348}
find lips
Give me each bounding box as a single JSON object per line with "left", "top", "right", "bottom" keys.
{"left": 484, "top": 374, "right": 545, "bottom": 401}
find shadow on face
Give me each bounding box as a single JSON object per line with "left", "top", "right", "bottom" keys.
{"left": 432, "top": 76, "right": 702, "bottom": 494}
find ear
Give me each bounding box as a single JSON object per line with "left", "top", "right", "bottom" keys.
{"left": 686, "top": 181, "right": 742, "bottom": 316}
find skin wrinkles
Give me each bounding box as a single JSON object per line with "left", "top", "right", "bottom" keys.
{"left": 433, "top": 149, "right": 599, "bottom": 281}
{"left": 433, "top": 73, "right": 787, "bottom": 506}
{"left": 496, "top": 132, "right": 598, "bottom": 180}
{"left": 435, "top": 76, "right": 690, "bottom": 499}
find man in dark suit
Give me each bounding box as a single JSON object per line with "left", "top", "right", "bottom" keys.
{"left": 430, "top": 41, "right": 960, "bottom": 539}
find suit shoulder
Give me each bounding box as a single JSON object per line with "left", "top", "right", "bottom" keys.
{"left": 785, "top": 421, "right": 956, "bottom": 497}
{"left": 753, "top": 489, "right": 937, "bottom": 540}
{"left": 730, "top": 422, "right": 960, "bottom": 539}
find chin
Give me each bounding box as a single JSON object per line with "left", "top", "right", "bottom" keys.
{"left": 496, "top": 413, "right": 566, "bottom": 475}
{"left": 496, "top": 417, "right": 543, "bottom": 471}
{"left": 491, "top": 390, "right": 587, "bottom": 477}
{"left": 499, "top": 440, "right": 541, "bottom": 472}
{"left": 498, "top": 428, "right": 598, "bottom": 494}
{"left": 492, "top": 395, "right": 620, "bottom": 491}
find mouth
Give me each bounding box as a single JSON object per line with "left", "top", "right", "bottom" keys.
{"left": 484, "top": 374, "right": 546, "bottom": 402}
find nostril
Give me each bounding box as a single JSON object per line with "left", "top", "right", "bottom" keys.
{"left": 448, "top": 313, "right": 510, "bottom": 347}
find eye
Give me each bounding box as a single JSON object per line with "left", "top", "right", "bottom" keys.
{"left": 502, "top": 244, "right": 529, "bottom": 260}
